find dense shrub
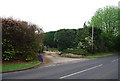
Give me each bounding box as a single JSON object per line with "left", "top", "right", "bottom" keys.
{"left": 62, "top": 49, "right": 88, "bottom": 56}
{"left": 2, "top": 18, "right": 44, "bottom": 62}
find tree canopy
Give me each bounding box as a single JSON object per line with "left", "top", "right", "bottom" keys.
{"left": 43, "top": 6, "right": 120, "bottom": 53}
{"left": 88, "top": 6, "right": 120, "bottom": 51}
{"left": 43, "top": 31, "right": 57, "bottom": 48}
{"left": 88, "top": 6, "right": 119, "bottom": 35}
{"left": 54, "top": 29, "right": 76, "bottom": 51}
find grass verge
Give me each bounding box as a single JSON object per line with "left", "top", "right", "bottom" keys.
{"left": 84, "top": 52, "right": 117, "bottom": 58}
{"left": 2, "top": 61, "right": 41, "bottom": 72}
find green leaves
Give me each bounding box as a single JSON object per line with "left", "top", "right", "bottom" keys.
{"left": 89, "top": 6, "right": 119, "bottom": 35}
{"left": 88, "top": 6, "right": 120, "bottom": 52}
{"left": 43, "top": 31, "right": 57, "bottom": 48}
{"left": 3, "top": 51, "right": 15, "bottom": 61}
{"left": 2, "top": 18, "right": 44, "bottom": 62}
{"left": 54, "top": 29, "right": 76, "bottom": 51}
{"left": 43, "top": 6, "right": 120, "bottom": 54}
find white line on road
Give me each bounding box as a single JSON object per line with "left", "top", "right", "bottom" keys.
{"left": 59, "top": 64, "right": 103, "bottom": 79}
{"left": 111, "top": 59, "right": 118, "bottom": 62}
{"left": 112, "top": 60, "right": 116, "bottom": 62}
{"left": 44, "top": 65, "right": 56, "bottom": 67}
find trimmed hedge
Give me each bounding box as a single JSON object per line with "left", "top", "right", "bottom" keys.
{"left": 2, "top": 18, "right": 44, "bottom": 62}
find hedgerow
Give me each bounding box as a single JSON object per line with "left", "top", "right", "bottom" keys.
{"left": 2, "top": 18, "right": 44, "bottom": 62}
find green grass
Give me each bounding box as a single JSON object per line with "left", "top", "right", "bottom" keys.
{"left": 2, "top": 61, "right": 41, "bottom": 72}
{"left": 84, "top": 52, "right": 116, "bottom": 58}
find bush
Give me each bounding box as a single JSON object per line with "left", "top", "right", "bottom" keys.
{"left": 62, "top": 49, "right": 88, "bottom": 56}
{"left": 47, "top": 48, "right": 58, "bottom": 51}
{"left": 2, "top": 18, "right": 44, "bottom": 62}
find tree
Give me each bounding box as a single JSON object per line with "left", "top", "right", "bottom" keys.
{"left": 75, "top": 22, "right": 92, "bottom": 52}
{"left": 43, "top": 31, "right": 57, "bottom": 48}
{"left": 89, "top": 6, "right": 119, "bottom": 35}
{"left": 75, "top": 27, "right": 89, "bottom": 48}
{"left": 88, "top": 27, "right": 103, "bottom": 52}
{"left": 88, "top": 6, "right": 120, "bottom": 52}
{"left": 54, "top": 29, "right": 76, "bottom": 51}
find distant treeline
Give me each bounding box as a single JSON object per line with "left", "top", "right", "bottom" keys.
{"left": 2, "top": 18, "right": 44, "bottom": 62}
{"left": 44, "top": 6, "right": 120, "bottom": 53}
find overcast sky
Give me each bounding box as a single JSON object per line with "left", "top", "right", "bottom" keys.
{"left": 0, "top": 0, "right": 119, "bottom": 32}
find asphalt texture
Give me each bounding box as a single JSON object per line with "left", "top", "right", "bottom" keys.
{"left": 2, "top": 55, "right": 119, "bottom": 79}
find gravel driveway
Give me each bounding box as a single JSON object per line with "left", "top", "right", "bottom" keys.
{"left": 43, "top": 51, "right": 89, "bottom": 67}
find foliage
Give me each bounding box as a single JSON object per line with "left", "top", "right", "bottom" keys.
{"left": 47, "top": 48, "right": 58, "bottom": 51}
{"left": 75, "top": 26, "right": 103, "bottom": 53}
{"left": 62, "top": 49, "right": 88, "bottom": 56}
{"left": 43, "top": 6, "right": 120, "bottom": 55}
{"left": 88, "top": 6, "right": 120, "bottom": 52}
{"left": 43, "top": 31, "right": 57, "bottom": 48}
{"left": 84, "top": 52, "right": 116, "bottom": 58}
{"left": 89, "top": 6, "right": 119, "bottom": 34}
{"left": 54, "top": 29, "right": 76, "bottom": 51}
{"left": 75, "top": 27, "right": 91, "bottom": 50}
{"left": 114, "top": 34, "right": 120, "bottom": 51}
{"left": 2, "top": 39, "right": 15, "bottom": 61}
{"left": 88, "top": 27, "right": 104, "bottom": 52}
{"left": 2, "top": 18, "right": 44, "bottom": 61}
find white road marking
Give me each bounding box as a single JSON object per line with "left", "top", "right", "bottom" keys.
{"left": 111, "top": 59, "right": 118, "bottom": 62}
{"left": 112, "top": 60, "right": 116, "bottom": 62}
{"left": 44, "top": 65, "right": 56, "bottom": 67}
{"left": 59, "top": 64, "right": 103, "bottom": 79}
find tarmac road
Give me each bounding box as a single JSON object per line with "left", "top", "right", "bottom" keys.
{"left": 2, "top": 55, "right": 119, "bottom": 79}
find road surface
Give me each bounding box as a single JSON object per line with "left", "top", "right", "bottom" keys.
{"left": 2, "top": 55, "right": 119, "bottom": 79}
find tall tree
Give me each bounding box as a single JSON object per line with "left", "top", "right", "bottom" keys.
{"left": 54, "top": 29, "right": 76, "bottom": 51}
{"left": 43, "top": 31, "right": 57, "bottom": 48}
{"left": 88, "top": 6, "right": 120, "bottom": 51}
{"left": 89, "top": 6, "right": 119, "bottom": 35}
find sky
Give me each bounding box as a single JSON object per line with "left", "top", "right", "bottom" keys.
{"left": 0, "top": 0, "right": 119, "bottom": 32}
